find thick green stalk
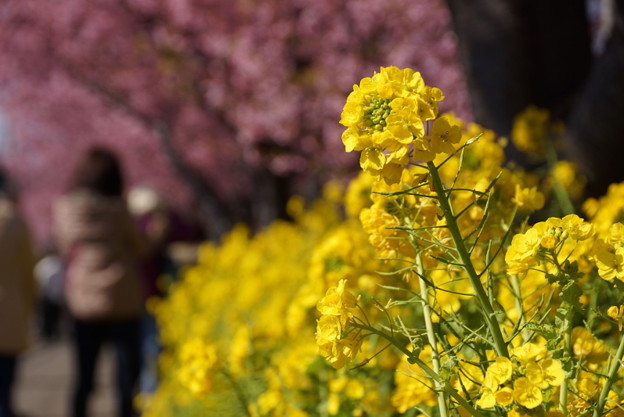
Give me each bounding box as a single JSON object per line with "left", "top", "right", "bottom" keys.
{"left": 550, "top": 254, "right": 574, "bottom": 414}
{"left": 416, "top": 255, "right": 449, "bottom": 417}
{"left": 427, "top": 161, "right": 508, "bottom": 358}
{"left": 592, "top": 334, "right": 624, "bottom": 417}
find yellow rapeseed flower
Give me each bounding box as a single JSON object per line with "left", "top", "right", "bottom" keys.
{"left": 608, "top": 305, "right": 624, "bottom": 330}
{"left": 315, "top": 280, "right": 362, "bottom": 368}
{"left": 571, "top": 327, "right": 609, "bottom": 364}
{"left": 551, "top": 160, "right": 585, "bottom": 199}
{"left": 317, "top": 279, "right": 358, "bottom": 317}
{"left": 512, "top": 377, "right": 543, "bottom": 409}
{"left": 340, "top": 66, "right": 451, "bottom": 183}
{"left": 495, "top": 386, "right": 514, "bottom": 406}
{"left": 176, "top": 339, "right": 220, "bottom": 397}
{"left": 512, "top": 342, "right": 548, "bottom": 364}
{"left": 425, "top": 115, "right": 462, "bottom": 154}
{"left": 561, "top": 214, "right": 593, "bottom": 240}
{"left": 511, "top": 105, "right": 550, "bottom": 158}
{"left": 594, "top": 247, "right": 624, "bottom": 282}
{"left": 583, "top": 182, "right": 624, "bottom": 233}
{"left": 391, "top": 351, "right": 438, "bottom": 413}
{"left": 483, "top": 357, "right": 513, "bottom": 390}
{"left": 513, "top": 184, "right": 545, "bottom": 212}
{"left": 477, "top": 389, "right": 496, "bottom": 409}
{"left": 506, "top": 227, "right": 543, "bottom": 274}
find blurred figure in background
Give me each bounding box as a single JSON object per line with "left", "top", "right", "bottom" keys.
{"left": 0, "top": 167, "right": 37, "bottom": 417}
{"left": 54, "top": 147, "right": 145, "bottom": 417}
{"left": 34, "top": 244, "right": 65, "bottom": 342}
{"left": 127, "top": 185, "right": 201, "bottom": 395}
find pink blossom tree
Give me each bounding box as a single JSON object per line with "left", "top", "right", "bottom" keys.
{"left": 0, "top": 0, "right": 470, "bottom": 243}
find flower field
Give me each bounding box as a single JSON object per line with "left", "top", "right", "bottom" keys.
{"left": 142, "top": 67, "right": 624, "bottom": 417}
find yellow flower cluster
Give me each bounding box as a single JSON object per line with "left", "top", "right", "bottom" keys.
{"left": 141, "top": 183, "right": 403, "bottom": 417}
{"left": 477, "top": 342, "right": 564, "bottom": 411}
{"left": 340, "top": 66, "right": 458, "bottom": 183}
{"left": 511, "top": 105, "right": 588, "bottom": 214}
{"left": 513, "top": 184, "right": 545, "bottom": 212}
{"left": 315, "top": 280, "right": 362, "bottom": 368}
{"left": 505, "top": 203, "right": 624, "bottom": 286}
{"left": 511, "top": 105, "right": 561, "bottom": 159}
{"left": 176, "top": 339, "right": 220, "bottom": 396}
{"left": 142, "top": 67, "right": 624, "bottom": 417}
{"left": 141, "top": 193, "right": 343, "bottom": 416}
{"left": 505, "top": 214, "right": 593, "bottom": 275}
{"left": 551, "top": 160, "right": 586, "bottom": 200}
{"left": 391, "top": 347, "right": 438, "bottom": 413}
{"left": 592, "top": 223, "right": 624, "bottom": 281}
{"left": 560, "top": 327, "right": 620, "bottom": 416}
{"left": 584, "top": 182, "right": 624, "bottom": 232}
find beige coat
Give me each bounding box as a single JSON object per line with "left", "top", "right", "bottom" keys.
{"left": 0, "top": 199, "right": 37, "bottom": 354}
{"left": 54, "top": 191, "right": 145, "bottom": 321}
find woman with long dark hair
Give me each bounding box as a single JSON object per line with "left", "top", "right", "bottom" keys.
{"left": 54, "top": 147, "right": 145, "bottom": 417}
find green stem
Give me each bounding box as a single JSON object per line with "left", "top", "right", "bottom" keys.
{"left": 592, "top": 334, "right": 624, "bottom": 417}
{"left": 549, "top": 252, "right": 575, "bottom": 414}
{"left": 427, "top": 161, "right": 508, "bottom": 358}
{"left": 411, "top": 357, "right": 486, "bottom": 417}
{"left": 559, "top": 307, "right": 573, "bottom": 414}
{"left": 510, "top": 274, "right": 528, "bottom": 341}
{"left": 416, "top": 255, "right": 449, "bottom": 417}
{"left": 510, "top": 274, "right": 524, "bottom": 322}
{"left": 222, "top": 369, "right": 252, "bottom": 417}
{"left": 545, "top": 141, "right": 575, "bottom": 215}
{"left": 586, "top": 282, "right": 599, "bottom": 330}
{"left": 352, "top": 322, "right": 487, "bottom": 417}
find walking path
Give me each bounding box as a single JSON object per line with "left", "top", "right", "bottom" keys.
{"left": 14, "top": 336, "right": 116, "bottom": 417}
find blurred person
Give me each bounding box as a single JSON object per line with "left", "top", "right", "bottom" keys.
{"left": 34, "top": 245, "right": 65, "bottom": 342}
{"left": 127, "top": 186, "right": 201, "bottom": 395}
{"left": 54, "top": 147, "right": 145, "bottom": 417}
{"left": 0, "top": 167, "right": 37, "bottom": 417}
{"left": 127, "top": 185, "right": 165, "bottom": 397}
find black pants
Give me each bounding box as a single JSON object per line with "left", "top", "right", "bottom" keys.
{"left": 71, "top": 319, "right": 141, "bottom": 417}
{"left": 38, "top": 297, "right": 63, "bottom": 341}
{"left": 0, "top": 355, "right": 17, "bottom": 417}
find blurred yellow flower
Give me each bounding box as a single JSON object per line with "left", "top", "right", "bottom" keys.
{"left": 513, "top": 184, "right": 545, "bottom": 212}
{"left": 176, "top": 340, "right": 220, "bottom": 397}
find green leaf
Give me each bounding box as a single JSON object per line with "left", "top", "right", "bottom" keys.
{"left": 438, "top": 357, "right": 458, "bottom": 382}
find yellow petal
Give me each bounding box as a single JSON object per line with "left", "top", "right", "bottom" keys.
{"left": 541, "top": 358, "right": 565, "bottom": 387}
{"left": 477, "top": 390, "right": 496, "bottom": 409}
{"left": 342, "top": 128, "right": 367, "bottom": 152}
{"left": 495, "top": 387, "right": 514, "bottom": 406}
{"left": 360, "top": 147, "right": 386, "bottom": 172}
{"left": 513, "top": 377, "right": 543, "bottom": 409}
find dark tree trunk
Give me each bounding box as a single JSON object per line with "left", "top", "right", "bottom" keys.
{"left": 250, "top": 167, "right": 292, "bottom": 230}
{"left": 446, "top": 0, "right": 533, "bottom": 137}
{"left": 446, "top": 0, "right": 624, "bottom": 197}
{"left": 565, "top": 5, "right": 624, "bottom": 197}
{"left": 446, "top": 0, "right": 593, "bottom": 158}
{"left": 523, "top": 0, "right": 594, "bottom": 119}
